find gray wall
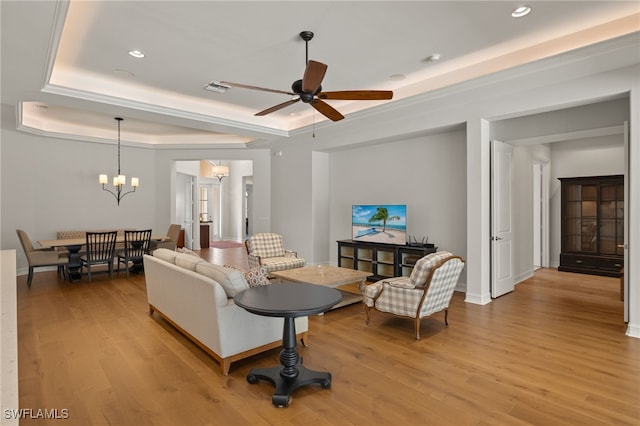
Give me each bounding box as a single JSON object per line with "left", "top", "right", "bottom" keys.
{"left": 1, "top": 105, "right": 157, "bottom": 272}
{"left": 328, "top": 130, "right": 467, "bottom": 267}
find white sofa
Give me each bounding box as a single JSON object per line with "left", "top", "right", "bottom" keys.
{"left": 143, "top": 249, "right": 308, "bottom": 375}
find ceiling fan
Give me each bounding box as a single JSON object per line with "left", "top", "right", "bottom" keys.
{"left": 217, "top": 31, "right": 393, "bottom": 122}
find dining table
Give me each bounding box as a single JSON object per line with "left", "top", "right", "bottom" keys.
{"left": 38, "top": 234, "right": 167, "bottom": 281}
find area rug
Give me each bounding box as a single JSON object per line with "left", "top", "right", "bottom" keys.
{"left": 210, "top": 241, "right": 244, "bottom": 249}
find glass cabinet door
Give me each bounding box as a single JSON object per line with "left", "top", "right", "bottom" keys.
{"left": 564, "top": 183, "right": 597, "bottom": 253}
{"left": 599, "top": 183, "right": 624, "bottom": 256}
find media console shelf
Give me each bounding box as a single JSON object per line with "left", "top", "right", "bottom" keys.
{"left": 337, "top": 240, "right": 436, "bottom": 281}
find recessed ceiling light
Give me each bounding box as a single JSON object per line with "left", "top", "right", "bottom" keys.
{"left": 128, "top": 50, "right": 145, "bottom": 58}
{"left": 389, "top": 74, "right": 406, "bottom": 81}
{"left": 511, "top": 6, "right": 532, "bottom": 18}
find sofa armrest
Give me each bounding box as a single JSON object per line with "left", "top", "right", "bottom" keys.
{"left": 284, "top": 250, "right": 298, "bottom": 258}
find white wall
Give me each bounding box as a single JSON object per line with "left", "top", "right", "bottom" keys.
{"left": 1, "top": 105, "right": 158, "bottom": 274}
{"left": 311, "top": 151, "right": 330, "bottom": 264}
{"left": 512, "top": 145, "right": 535, "bottom": 283}
{"left": 269, "top": 140, "right": 314, "bottom": 258}
{"left": 549, "top": 136, "right": 625, "bottom": 266}
{"left": 328, "top": 130, "right": 468, "bottom": 270}
{"left": 223, "top": 160, "right": 253, "bottom": 241}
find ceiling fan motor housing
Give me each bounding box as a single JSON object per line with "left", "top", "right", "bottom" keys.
{"left": 292, "top": 79, "right": 321, "bottom": 102}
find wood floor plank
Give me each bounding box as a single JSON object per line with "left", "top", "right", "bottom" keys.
{"left": 15, "top": 250, "right": 640, "bottom": 425}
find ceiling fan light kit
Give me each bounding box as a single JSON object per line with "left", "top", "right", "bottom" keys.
{"left": 217, "top": 31, "right": 393, "bottom": 122}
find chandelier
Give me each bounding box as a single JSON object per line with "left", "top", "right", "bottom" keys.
{"left": 210, "top": 162, "right": 229, "bottom": 182}
{"left": 99, "top": 117, "right": 139, "bottom": 205}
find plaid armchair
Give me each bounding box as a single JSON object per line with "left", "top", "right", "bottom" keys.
{"left": 244, "top": 233, "right": 305, "bottom": 274}
{"left": 363, "top": 251, "right": 465, "bottom": 339}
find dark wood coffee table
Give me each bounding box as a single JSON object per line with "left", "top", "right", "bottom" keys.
{"left": 234, "top": 283, "right": 342, "bottom": 407}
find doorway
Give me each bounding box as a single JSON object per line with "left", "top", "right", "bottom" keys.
{"left": 175, "top": 172, "right": 196, "bottom": 249}
{"left": 532, "top": 159, "right": 550, "bottom": 270}
{"left": 175, "top": 160, "right": 254, "bottom": 245}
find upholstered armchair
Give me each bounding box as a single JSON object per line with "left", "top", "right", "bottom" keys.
{"left": 16, "top": 229, "right": 69, "bottom": 287}
{"left": 244, "top": 233, "right": 305, "bottom": 274}
{"left": 149, "top": 224, "right": 181, "bottom": 252}
{"left": 363, "top": 251, "right": 465, "bottom": 339}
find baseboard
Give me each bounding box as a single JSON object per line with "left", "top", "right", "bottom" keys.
{"left": 625, "top": 323, "right": 640, "bottom": 339}
{"left": 464, "top": 291, "right": 492, "bottom": 305}
{"left": 514, "top": 269, "right": 534, "bottom": 285}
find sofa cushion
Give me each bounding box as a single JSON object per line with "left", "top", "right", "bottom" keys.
{"left": 409, "top": 251, "right": 453, "bottom": 287}
{"left": 177, "top": 247, "right": 199, "bottom": 256}
{"left": 260, "top": 256, "right": 306, "bottom": 272}
{"left": 226, "top": 265, "right": 271, "bottom": 288}
{"left": 175, "top": 252, "right": 205, "bottom": 271}
{"left": 196, "top": 262, "right": 249, "bottom": 298}
{"left": 243, "top": 265, "right": 270, "bottom": 287}
{"left": 153, "top": 248, "right": 179, "bottom": 264}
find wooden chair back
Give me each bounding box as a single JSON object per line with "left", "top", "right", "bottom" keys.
{"left": 123, "top": 229, "right": 152, "bottom": 259}
{"left": 85, "top": 231, "right": 117, "bottom": 263}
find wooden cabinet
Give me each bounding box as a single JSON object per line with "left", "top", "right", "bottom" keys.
{"left": 558, "top": 175, "right": 624, "bottom": 277}
{"left": 200, "top": 222, "right": 211, "bottom": 248}
{"left": 337, "top": 240, "right": 436, "bottom": 281}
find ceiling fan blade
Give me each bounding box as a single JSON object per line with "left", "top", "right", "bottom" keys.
{"left": 220, "top": 81, "right": 295, "bottom": 96}
{"left": 311, "top": 99, "right": 344, "bottom": 121}
{"left": 318, "top": 90, "right": 394, "bottom": 100}
{"left": 255, "top": 98, "right": 300, "bottom": 116}
{"left": 302, "top": 60, "right": 328, "bottom": 93}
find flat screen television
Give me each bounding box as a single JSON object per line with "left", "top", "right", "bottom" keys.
{"left": 352, "top": 204, "right": 407, "bottom": 244}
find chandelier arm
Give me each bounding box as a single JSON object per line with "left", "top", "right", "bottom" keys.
{"left": 101, "top": 185, "right": 120, "bottom": 202}
{"left": 102, "top": 184, "right": 136, "bottom": 206}
{"left": 117, "top": 187, "right": 137, "bottom": 201}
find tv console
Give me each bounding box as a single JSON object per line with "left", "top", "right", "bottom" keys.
{"left": 337, "top": 240, "right": 437, "bottom": 282}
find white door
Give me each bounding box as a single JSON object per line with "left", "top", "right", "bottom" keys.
{"left": 491, "top": 140, "right": 515, "bottom": 298}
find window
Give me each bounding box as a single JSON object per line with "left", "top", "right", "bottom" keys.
{"left": 199, "top": 186, "right": 209, "bottom": 222}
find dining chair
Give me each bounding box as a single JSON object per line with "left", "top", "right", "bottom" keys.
{"left": 117, "top": 229, "right": 152, "bottom": 276}
{"left": 16, "top": 229, "right": 69, "bottom": 287}
{"left": 80, "top": 231, "right": 117, "bottom": 282}
{"left": 149, "top": 224, "right": 181, "bottom": 252}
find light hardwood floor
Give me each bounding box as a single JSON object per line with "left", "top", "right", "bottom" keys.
{"left": 16, "top": 248, "right": 640, "bottom": 425}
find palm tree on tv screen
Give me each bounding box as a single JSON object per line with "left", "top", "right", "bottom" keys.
{"left": 368, "top": 207, "right": 400, "bottom": 233}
